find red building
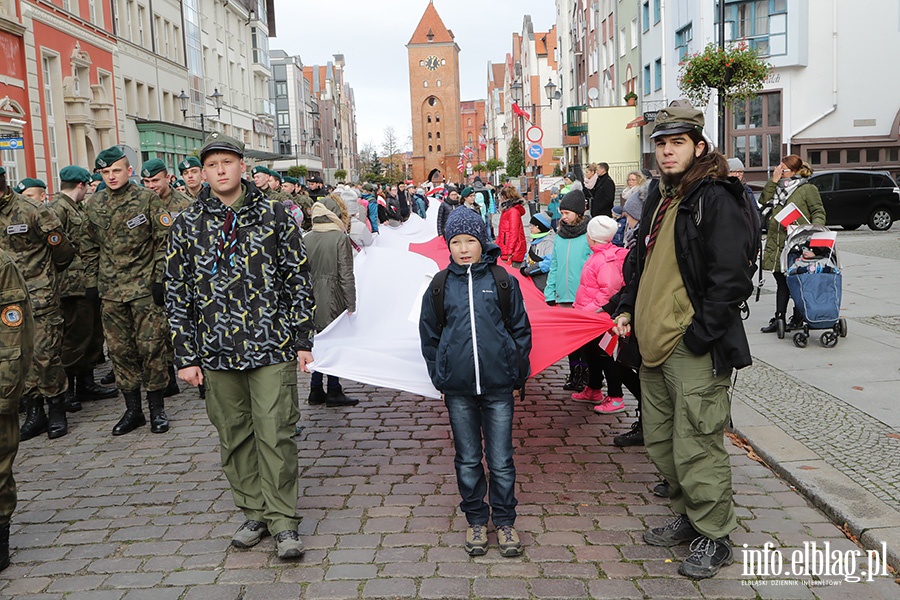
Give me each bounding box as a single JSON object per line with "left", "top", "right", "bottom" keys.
{"left": 0, "top": 0, "right": 34, "bottom": 184}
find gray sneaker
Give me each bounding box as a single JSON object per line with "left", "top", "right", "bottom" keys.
{"left": 465, "top": 524, "right": 488, "bottom": 556}
{"left": 231, "top": 520, "right": 269, "bottom": 548}
{"left": 274, "top": 529, "right": 305, "bottom": 559}
{"left": 497, "top": 525, "right": 523, "bottom": 557}
{"left": 643, "top": 514, "right": 699, "bottom": 547}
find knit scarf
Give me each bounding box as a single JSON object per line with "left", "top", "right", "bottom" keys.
{"left": 584, "top": 172, "right": 598, "bottom": 190}
{"left": 774, "top": 176, "right": 808, "bottom": 207}
{"left": 310, "top": 202, "right": 347, "bottom": 233}
{"left": 558, "top": 219, "right": 588, "bottom": 239}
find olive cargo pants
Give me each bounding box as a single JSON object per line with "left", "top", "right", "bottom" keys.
{"left": 100, "top": 296, "right": 168, "bottom": 392}
{"left": 640, "top": 340, "right": 737, "bottom": 540}
{"left": 204, "top": 361, "right": 301, "bottom": 535}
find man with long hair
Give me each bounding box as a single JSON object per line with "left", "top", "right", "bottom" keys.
{"left": 614, "top": 106, "right": 755, "bottom": 579}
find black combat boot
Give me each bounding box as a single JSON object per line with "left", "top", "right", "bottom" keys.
{"left": 325, "top": 388, "right": 359, "bottom": 407}
{"left": 112, "top": 390, "right": 146, "bottom": 436}
{"left": 163, "top": 366, "right": 180, "bottom": 398}
{"left": 20, "top": 396, "right": 48, "bottom": 441}
{"left": 0, "top": 522, "right": 9, "bottom": 572}
{"left": 147, "top": 390, "right": 169, "bottom": 434}
{"left": 63, "top": 372, "right": 82, "bottom": 413}
{"left": 760, "top": 312, "right": 783, "bottom": 333}
{"left": 76, "top": 370, "right": 117, "bottom": 401}
{"left": 46, "top": 393, "right": 69, "bottom": 439}
{"left": 100, "top": 370, "right": 115, "bottom": 385}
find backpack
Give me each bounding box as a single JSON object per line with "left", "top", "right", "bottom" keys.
{"left": 430, "top": 264, "right": 512, "bottom": 330}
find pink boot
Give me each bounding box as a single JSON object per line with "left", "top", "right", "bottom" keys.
{"left": 572, "top": 387, "right": 604, "bottom": 404}
{"left": 593, "top": 396, "right": 626, "bottom": 414}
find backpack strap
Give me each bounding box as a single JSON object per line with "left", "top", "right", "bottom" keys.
{"left": 431, "top": 269, "right": 450, "bottom": 328}
{"left": 489, "top": 264, "right": 512, "bottom": 328}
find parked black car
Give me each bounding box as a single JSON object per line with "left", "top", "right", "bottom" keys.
{"left": 808, "top": 170, "right": 900, "bottom": 231}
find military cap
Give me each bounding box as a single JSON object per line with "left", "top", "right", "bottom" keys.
{"left": 59, "top": 165, "right": 92, "bottom": 184}
{"left": 460, "top": 186, "right": 474, "bottom": 198}
{"left": 141, "top": 158, "right": 168, "bottom": 179}
{"left": 95, "top": 146, "right": 127, "bottom": 169}
{"left": 308, "top": 175, "right": 324, "bottom": 184}
{"left": 251, "top": 165, "right": 270, "bottom": 176}
{"left": 0, "top": 166, "right": 6, "bottom": 177}
{"left": 174, "top": 179, "right": 186, "bottom": 188}
{"left": 269, "top": 170, "right": 282, "bottom": 181}
{"left": 91, "top": 173, "right": 103, "bottom": 182}
{"left": 14, "top": 177, "right": 46, "bottom": 193}
{"left": 178, "top": 156, "right": 202, "bottom": 172}
{"left": 200, "top": 132, "right": 245, "bottom": 163}
{"left": 650, "top": 105, "right": 705, "bottom": 139}
{"left": 283, "top": 176, "right": 297, "bottom": 185}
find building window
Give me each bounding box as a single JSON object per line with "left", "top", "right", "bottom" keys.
{"left": 1, "top": 149, "right": 19, "bottom": 185}
{"left": 437, "top": 145, "right": 441, "bottom": 152}
{"left": 654, "top": 58, "right": 662, "bottom": 90}
{"left": 729, "top": 91, "right": 782, "bottom": 170}
{"left": 436, "top": 132, "right": 441, "bottom": 139}
{"left": 720, "top": 0, "right": 788, "bottom": 57}
{"left": 436, "top": 80, "right": 441, "bottom": 87}
{"left": 427, "top": 132, "right": 432, "bottom": 139}
{"left": 653, "top": 0, "right": 661, "bottom": 24}
{"left": 435, "top": 114, "right": 440, "bottom": 122}
{"left": 643, "top": 63, "right": 651, "bottom": 95}
{"left": 251, "top": 26, "right": 270, "bottom": 67}
{"left": 467, "top": 118, "right": 472, "bottom": 126}
{"left": 277, "top": 112, "right": 290, "bottom": 126}
{"left": 275, "top": 81, "right": 287, "bottom": 97}
{"left": 675, "top": 23, "right": 693, "bottom": 61}
{"left": 619, "top": 27, "right": 626, "bottom": 57}
{"left": 642, "top": 2, "right": 650, "bottom": 32}
{"left": 631, "top": 17, "right": 638, "bottom": 48}
{"left": 427, "top": 115, "right": 432, "bottom": 123}
{"left": 428, "top": 145, "right": 433, "bottom": 152}
{"left": 42, "top": 55, "right": 59, "bottom": 179}
{"left": 423, "top": 81, "right": 428, "bottom": 88}
{"left": 428, "top": 97, "right": 437, "bottom": 107}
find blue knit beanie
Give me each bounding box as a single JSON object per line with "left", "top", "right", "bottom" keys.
{"left": 444, "top": 207, "right": 488, "bottom": 248}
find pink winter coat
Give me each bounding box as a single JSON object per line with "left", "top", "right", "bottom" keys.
{"left": 573, "top": 243, "right": 629, "bottom": 312}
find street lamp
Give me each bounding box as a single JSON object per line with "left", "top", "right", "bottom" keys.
{"left": 544, "top": 78, "right": 558, "bottom": 106}
{"left": 178, "top": 88, "right": 224, "bottom": 141}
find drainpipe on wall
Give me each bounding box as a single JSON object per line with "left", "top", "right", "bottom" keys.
{"left": 788, "top": 0, "right": 837, "bottom": 152}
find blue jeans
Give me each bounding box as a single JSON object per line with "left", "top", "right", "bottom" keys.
{"left": 444, "top": 393, "right": 517, "bottom": 527}
{"left": 310, "top": 371, "right": 341, "bottom": 391}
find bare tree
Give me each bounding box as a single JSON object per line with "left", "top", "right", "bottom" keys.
{"left": 382, "top": 127, "right": 402, "bottom": 182}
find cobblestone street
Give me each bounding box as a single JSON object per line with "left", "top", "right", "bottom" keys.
{"left": 2, "top": 365, "right": 897, "bottom": 600}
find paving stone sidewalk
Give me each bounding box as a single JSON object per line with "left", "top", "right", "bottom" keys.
{"left": 1, "top": 365, "right": 897, "bottom": 600}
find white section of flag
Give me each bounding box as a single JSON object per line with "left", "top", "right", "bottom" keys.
{"left": 598, "top": 331, "right": 619, "bottom": 360}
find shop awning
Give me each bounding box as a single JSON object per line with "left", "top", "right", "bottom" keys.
{"left": 625, "top": 115, "right": 648, "bottom": 129}
{"left": 244, "top": 149, "right": 292, "bottom": 161}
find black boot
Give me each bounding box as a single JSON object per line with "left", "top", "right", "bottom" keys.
{"left": 112, "top": 390, "right": 146, "bottom": 436}
{"left": 100, "top": 370, "right": 115, "bottom": 385}
{"left": 76, "top": 370, "right": 117, "bottom": 401}
{"left": 163, "top": 366, "right": 180, "bottom": 398}
{"left": 785, "top": 308, "right": 804, "bottom": 332}
{"left": 325, "top": 388, "right": 359, "bottom": 407}
{"left": 198, "top": 383, "right": 206, "bottom": 400}
{"left": 63, "top": 372, "right": 82, "bottom": 413}
{"left": 575, "top": 364, "right": 590, "bottom": 389}
{"left": 147, "top": 390, "right": 169, "bottom": 433}
{"left": 760, "top": 313, "right": 783, "bottom": 333}
{"left": 20, "top": 396, "right": 48, "bottom": 441}
{"left": 46, "top": 394, "right": 69, "bottom": 439}
{"left": 0, "top": 523, "right": 9, "bottom": 572}
{"left": 613, "top": 420, "right": 644, "bottom": 447}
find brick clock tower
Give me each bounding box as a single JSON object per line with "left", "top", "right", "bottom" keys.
{"left": 407, "top": 1, "right": 461, "bottom": 185}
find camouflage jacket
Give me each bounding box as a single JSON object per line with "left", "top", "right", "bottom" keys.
{"left": 0, "top": 190, "right": 75, "bottom": 314}
{"left": 162, "top": 188, "right": 193, "bottom": 221}
{"left": 48, "top": 192, "right": 90, "bottom": 297}
{"left": 0, "top": 247, "right": 34, "bottom": 413}
{"left": 165, "top": 180, "right": 316, "bottom": 371}
{"left": 82, "top": 181, "right": 170, "bottom": 302}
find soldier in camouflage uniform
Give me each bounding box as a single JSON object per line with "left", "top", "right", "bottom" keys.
{"left": 250, "top": 165, "right": 272, "bottom": 194}
{"left": 0, "top": 239, "right": 35, "bottom": 572}
{"left": 12, "top": 178, "right": 47, "bottom": 204}
{"left": 165, "top": 133, "right": 314, "bottom": 560}
{"left": 82, "top": 147, "right": 172, "bottom": 436}
{"left": 141, "top": 158, "right": 194, "bottom": 398}
{"left": 48, "top": 166, "right": 118, "bottom": 411}
{"left": 178, "top": 156, "right": 205, "bottom": 200}
{"left": 0, "top": 168, "right": 74, "bottom": 440}
{"left": 294, "top": 184, "right": 314, "bottom": 232}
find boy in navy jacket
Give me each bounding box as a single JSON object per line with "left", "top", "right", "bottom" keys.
{"left": 419, "top": 208, "right": 532, "bottom": 558}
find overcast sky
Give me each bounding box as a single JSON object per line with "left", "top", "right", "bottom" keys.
{"left": 274, "top": 0, "right": 557, "bottom": 152}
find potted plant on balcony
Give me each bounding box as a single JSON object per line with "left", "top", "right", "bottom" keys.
{"left": 624, "top": 91, "right": 638, "bottom": 106}
{"left": 678, "top": 42, "right": 771, "bottom": 107}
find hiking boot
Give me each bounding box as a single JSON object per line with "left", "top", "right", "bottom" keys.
{"left": 231, "top": 520, "right": 269, "bottom": 548}
{"left": 274, "top": 529, "right": 305, "bottom": 559}
{"left": 20, "top": 396, "right": 48, "bottom": 441}
{"left": 593, "top": 397, "right": 626, "bottom": 414}
{"left": 147, "top": 390, "right": 169, "bottom": 434}
{"left": 678, "top": 535, "right": 734, "bottom": 579}
{"left": 76, "top": 370, "right": 117, "bottom": 401}
{"left": 100, "top": 370, "right": 116, "bottom": 385}
{"left": 643, "top": 514, "right": 699, "bottom": 546}
{"left": 572, "top": 386, "right": 603, "bottom": 404}
{"left": 652, "top": 480, "right": 671, "bottom": 498}
{"left": 46, "top": 394, "right": 69, "bottom": 439}
{"left": 308, "top": 387, "right": 327, "bottom": 405}
{"left": 325, "top": 389, "right": 359, "bottom": 407}
{"left": 163, "top": 365, "right": 180, "bottom": 398}
{"left": 497, "top": 525, "right": 522, "bottom": 557}
{"left": 613, "top": 420, "right": 644, "bottom": 447}
{"left": 112, "top": 390, "right": 146, "bottom": 436}
{"left": 465, "top": 524, "right": 488, "bottom": 556}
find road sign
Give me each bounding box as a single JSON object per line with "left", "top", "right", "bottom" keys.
{"left": 0, "top": 137, "right": 24, "bottom": 150}
{"left": 527, "top": 143, "right": 544, "bottom": 160}
{"left": 525, "top": 126, "right": 543, "bottom": 144}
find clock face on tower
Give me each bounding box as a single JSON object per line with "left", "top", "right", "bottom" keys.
{"left": 424, "top": 55, "right": 440, "bottom": 71}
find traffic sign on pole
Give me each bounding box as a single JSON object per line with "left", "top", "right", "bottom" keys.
{"left": 527, "top": 143, "right": 544, "bottom": 160}
{"left": 525, "top": 126, "right": 543, "bottom": 144}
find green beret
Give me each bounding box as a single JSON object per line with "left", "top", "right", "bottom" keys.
{"left": 95, "top": 146, "right": 127, "bottom": 170}
{"left": 0, "top": 167, "right": 5, "bottom": 177}
{"left": 200, "top": 132, "right": 244, "bottom": 162}
{"left": 174, "top": 179, "right": 186, "bottom": 188}
{"left": 178, "top": 156, "right": 201, "bottom": 172}
{"left": 251, "top": 165, "right": 270, "bottom": 176}
{"left": 141, "top": 158, "right": 168, "bottom": 179}
{"left": 460, "top": 186, "right": 474, "bottom": 198}
{"left": 269, "top": 170, "right": 282, "bottom": 181}
{"left": 14, "top": 178, "right": 46, "bottom": 193}
{"left": 91, "top": 173, "right": 103, "bottom": 182}
{"left": 59, "top": 165, "right": 92, "bottom": 184}
{"left": 283, "top": 176, "right": 297, "bottom": 185}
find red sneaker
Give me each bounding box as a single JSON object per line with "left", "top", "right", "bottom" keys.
{"left": 572, "top": 387, "right": 604, "bottom": 403}
{"left": 593, "top": 396, "right": 626, "bottom": 414}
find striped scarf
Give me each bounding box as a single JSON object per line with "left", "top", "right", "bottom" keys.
{"left": 212, "top": 208, "right": 238, "bottom": 274}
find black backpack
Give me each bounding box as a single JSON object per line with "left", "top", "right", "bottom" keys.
{"left": 430, "top": 264, "right": 512, "bottom": 330}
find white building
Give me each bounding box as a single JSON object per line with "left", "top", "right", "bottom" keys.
{"left": 269, "top": 49, "right": 323, "bottom": 179}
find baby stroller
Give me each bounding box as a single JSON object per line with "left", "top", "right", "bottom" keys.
{"left": 777, "top": 224, "right": 847, "bottom": 348}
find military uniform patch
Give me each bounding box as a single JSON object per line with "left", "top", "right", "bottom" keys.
{"left": 47, "top": 232, "right": 62, "bottom": 246}
{"left": 6, "top": 224, "right": 28, "bottom": 235}
{"left": 160, "top": 213, "right": 173, "bottom": 226}
{"left": 126, "top": 214, "right": 148, "bottom": 229}
{"left": 1, "top": 305, "right": 22, "bottom": 327}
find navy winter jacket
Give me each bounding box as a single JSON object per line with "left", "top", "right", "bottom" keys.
{"left": 419, "top": 245, "right": 532, "bottom": 395}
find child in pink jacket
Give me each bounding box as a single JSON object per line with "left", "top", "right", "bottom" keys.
{"left": 572, "top": 216, "right": 629, "bottom": 413}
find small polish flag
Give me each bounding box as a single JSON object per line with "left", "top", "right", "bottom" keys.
{"left": 808, "top": 230, "right": 837, "bottom": 249}
{"left": 427, "top": 184, "right": 445, "bottom": 198}
{"left": 774, "top": 202, "right": 804, "bottom": 227}
{"left": 598, "top": 331, "right": 619, "bottom": 360}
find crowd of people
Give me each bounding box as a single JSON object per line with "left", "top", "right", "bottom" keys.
{"left": 0, "top": 103, "right": 826, "bottom": 578}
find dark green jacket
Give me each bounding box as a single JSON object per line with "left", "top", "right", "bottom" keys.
{"left": 0, "top": 247, "right": 34, "bottom": 413}
{"left": 761, "top": 179, "right": 826, "bottom": 272}
{"left": 303, "top": 227, "right": 355, "bottom": 332}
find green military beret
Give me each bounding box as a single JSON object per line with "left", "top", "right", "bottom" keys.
{"left": 59, "top": 165, "right": 92, "bottom": 184}
{"left": 178, "top": 156, "right": 201, "bottom": 172}
{"left": 14, "top": 178, "right": 46, "bottom": 193}
{"left": 141, "top": 158, "right": 167, "bottom": 179}
{"left": 460, "top": 186, "right": 474, "bottom": 198}
{"left": 0, "top": 166, "right": 5, "bottom": 176}
{"left": 269, "top": 170, "right": 282, "bottom": 182}
{"left": 91, "top": 173, "right": 103, "bottom": 182}
{"left": 200, "top": 132, "right": 245, "bottom": 163}
{"left": 251, "top": 165, "right": 270, "bottom": 176}
{"left": 95, "top": 146, "right": 127, "bottom": 170}
{"left": 174, "top": 179, "right": 186, "bottom": 188}
{"left": 282, "top": 176, "right": 295, "bottom": 185}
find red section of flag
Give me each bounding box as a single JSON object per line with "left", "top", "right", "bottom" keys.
{"left": 512, "top": 102, "right": 531, "bottom": 121}
{"left": 775, "top": 202, "right": 803, "bottom": 227}
{"left": 457, "top": 154, "right": 465, "bottom": 173}
{"left": 426, "top": 184, "right": 445, "bottom": 198}
{"left": 809, "top": 231, "right": 837, "bottom": 248}
{"left": 598, "top": 331, "right": 619, "bottom": 359}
